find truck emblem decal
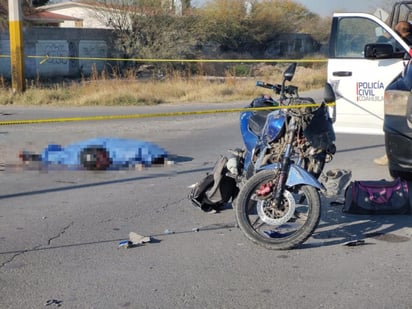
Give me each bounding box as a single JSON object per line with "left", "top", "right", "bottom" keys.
{"left": 357, "top": 81, "right": 384, "bottom": 101}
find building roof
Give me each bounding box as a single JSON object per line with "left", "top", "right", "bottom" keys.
{"left": 37, "top": 1, "right": 114, "bottom": 11}
{"left": 25, "top": 11, "right": 82, "bottom": 23}
{"left": 37, "top": 1, "right": 98, "bottom": 10}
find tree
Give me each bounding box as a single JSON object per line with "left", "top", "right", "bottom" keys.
{"left": 199, "top": 0, "right": 250, "bottom": 51}
{"left": 300, "top": 15, "right": 332, "bottom": 44}
{"left": 249, "top": 0, "right": 314, "bottom": 38}
{"left": 88, "top": 0, "right": 202, "bottom": 72}
{"left": 129, "top": 1, "right": 204, "bottom": 61}
{"left": 0, "top": 0, "right": 7, "bottom": 30}
{"left": 198, "top": 0, "right": 317, "bottom": 54}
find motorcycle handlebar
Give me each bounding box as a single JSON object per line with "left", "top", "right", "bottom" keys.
{"left": 256, "top": 81, "right": 298, "bottom": 96}
{"left": 256, "top": 81, "right": 282, "bottom": 92}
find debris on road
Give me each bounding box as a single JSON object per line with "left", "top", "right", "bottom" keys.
{"left": 44, "top": 299, "right": 63, "bottom": 307}
{"left": 118, "top": 232, "right": 153, "bottom": 248}
{"left": 129, "top": 232, "right": 152, "bottom": 245}
{"left": 343, "top": 239, "right": 366, "bottom": 247}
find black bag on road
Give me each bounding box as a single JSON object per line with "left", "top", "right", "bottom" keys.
{"left": 189, "top": 156, "right": 239, "bottom": 212}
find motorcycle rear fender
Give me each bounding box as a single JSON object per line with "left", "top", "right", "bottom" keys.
{"left": 256, "top": 163, "right": 324, "bottom": 190}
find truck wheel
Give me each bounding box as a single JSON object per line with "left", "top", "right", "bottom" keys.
{"left": 80, "top": 147, "right": 111, "bottom": 170}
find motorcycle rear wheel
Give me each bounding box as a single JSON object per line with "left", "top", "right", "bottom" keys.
{"left": 235, "top": 170, "right": 320, "bottom": 250}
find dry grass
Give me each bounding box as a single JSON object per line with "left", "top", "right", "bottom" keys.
{"left": 0, "top": 63, "right": 326, "bottom": 106}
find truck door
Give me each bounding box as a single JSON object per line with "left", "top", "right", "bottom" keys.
{"left": 328, "top": 13, "right": 411, "bottom": 135}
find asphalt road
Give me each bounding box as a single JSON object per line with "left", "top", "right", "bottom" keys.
{"left": 1, "top": 102, "right": 411, "bottom": 309}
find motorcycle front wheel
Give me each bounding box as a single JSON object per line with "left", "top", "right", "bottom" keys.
{"left": 235, "top": 170, "right": 321, "bottom": 250}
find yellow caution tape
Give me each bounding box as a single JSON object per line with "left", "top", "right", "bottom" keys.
{"left": 0, "top": 55, "right": 329, "bottom": 125}
{"left": 0, "top": 102, "right": 335, "bottom": 126}
{"left": 32, "top": 56, "right": 327, "bottom": 63}
{"left": 0, "top": 53, "right": 327, "bottom": 63}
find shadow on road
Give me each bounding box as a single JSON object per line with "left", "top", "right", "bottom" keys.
{"left": 335, "top": 143, "right": 385, "bottom": 153}
{"left": 0, "top": 165, "right": 209, "bottom": 200}
{"left": 303, "top": 197, "right": 412, "bottom": 249}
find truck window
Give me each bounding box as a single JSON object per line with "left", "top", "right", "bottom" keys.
{"left": 335, "top": 17, "right": 398, "bottom": 58}
{"left": 389, "top": 2, "right": 412, "bottom": 28}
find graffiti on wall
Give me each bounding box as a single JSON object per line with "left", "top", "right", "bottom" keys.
{"left": 79, "top": 41, "right": 107, "bottom": 75}
{"left": 0, "top": 28, "right": 112, "bottom": 79}
{"left": 36, "top": 40, "right": 69, "bottom": 75}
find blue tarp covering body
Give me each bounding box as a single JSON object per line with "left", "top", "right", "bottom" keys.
{"left": 41, "top": 138, "right": 167, "bottom": 167}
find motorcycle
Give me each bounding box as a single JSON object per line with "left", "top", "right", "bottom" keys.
{"left": 231, "top": 63, "right": 337, "bottom": 250}
{"left": 228, "top": 63, "right": 335, "bottom": 183}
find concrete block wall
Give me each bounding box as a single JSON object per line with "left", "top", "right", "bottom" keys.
{"left": 0, "top": 27, "right": 117, "bottom": 79}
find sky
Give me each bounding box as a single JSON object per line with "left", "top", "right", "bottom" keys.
{"left": 191, "top": 0, "right": 389, "bottom": 17}
{"left": 293, "top": 0, "right": 388, "bottom": 16}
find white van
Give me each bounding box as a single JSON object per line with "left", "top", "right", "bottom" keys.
{"left": 327, "top": 10, "right": 412, "bottom": 135}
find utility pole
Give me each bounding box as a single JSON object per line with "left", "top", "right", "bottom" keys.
{"left": 8, "top": 0, "right": 25, "bottom": 93}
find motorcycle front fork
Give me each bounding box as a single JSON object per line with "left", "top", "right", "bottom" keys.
{"left": 273, "top": 120, "right": 296, "bottom": 205}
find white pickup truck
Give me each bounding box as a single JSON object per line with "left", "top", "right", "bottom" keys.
{"left": 327, "top": 1, "right": 412, "bottom": 135}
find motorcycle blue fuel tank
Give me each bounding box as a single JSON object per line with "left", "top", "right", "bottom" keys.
{"left": 240, "top": 110, "right": 286, "bottom": 170}
{"left": 240, "top": 110, "right": 286, "bottom": 151}
{"left": 262, "top": 110, "right": 286, "bottom": 144}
